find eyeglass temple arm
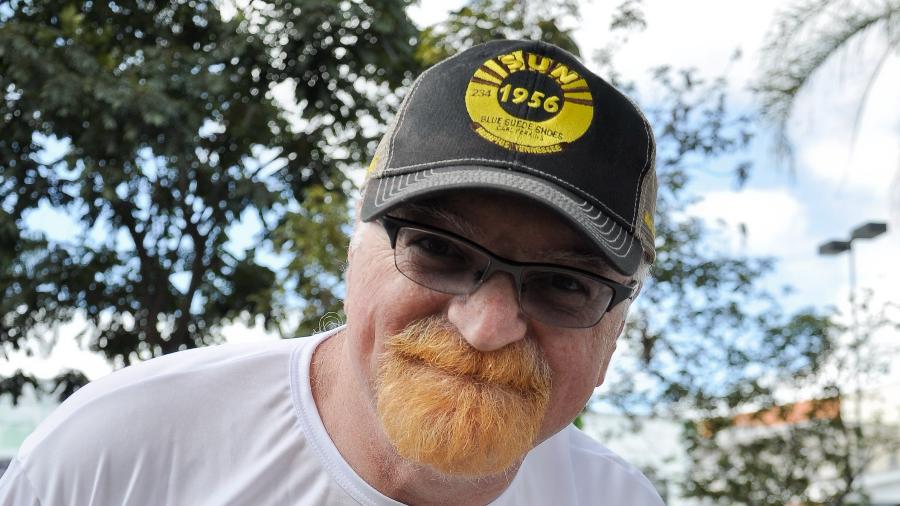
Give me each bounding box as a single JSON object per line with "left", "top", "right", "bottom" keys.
{"left": 628, "top": 280, "right": 643, "bottom": 300}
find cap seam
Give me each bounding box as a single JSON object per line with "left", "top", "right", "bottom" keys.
{"left": 632, "top": 117, "right": 651, "bottom": 229}
{"left": 624, "top": 94, "right": 654, "bottom": 229}
{"left": 636, "top": 128, "right": 655, "bottom": 226}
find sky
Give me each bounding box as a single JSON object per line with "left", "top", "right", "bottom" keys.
{"left": 574, "top": 0, "right": 900, "bottom": 313}
{"left": 3, "top": 0, "right": 899, "bottom": 387}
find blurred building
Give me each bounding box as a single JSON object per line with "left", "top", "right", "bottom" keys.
{"left": 582, "top": 384, "right": 900, "bottom": 505}
{"left": 840, "top": 382, "right": 900, "bottom": 505}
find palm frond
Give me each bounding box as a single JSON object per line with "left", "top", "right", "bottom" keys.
{"left": 756, "top": 0, "right": 900, "bottom": 162}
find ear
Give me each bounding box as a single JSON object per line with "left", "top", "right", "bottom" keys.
{"left": 594, "top": 340, "right": 617, "bottom": 387}
{"left": 611, "top": 298, "right": 633, "bottom": 338}
{"left": 594, "top": 299, "right": 633, "bottom": 387}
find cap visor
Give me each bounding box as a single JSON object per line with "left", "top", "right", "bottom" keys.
{"left": 361, "top": 166, "right": 643, "bottom": 275}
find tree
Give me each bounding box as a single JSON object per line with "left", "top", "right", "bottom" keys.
{"left": 678, "top": 293, "right": 900, "bottom": 505}
{"left": 0, "top": 0, "right": 584, "bottom": 399}
{"left": 757, "top": 0, "right": 900, "bottom": 149}
{"left": 0, "top": 0, "right": 419, "bottom": 398}
{"left": 3, "top": 1, "right": 895, "bottom": 503}
{"left": 589, "top": 2, "right": 900, "bottom": 504}
{"left": 416, "top": 0, "right": 580, "bottom": 66}
{"left": 756, "top": 0, "right": 900, "bottom": 208}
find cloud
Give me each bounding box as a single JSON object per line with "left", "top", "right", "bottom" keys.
{"left": 686, "top": 186, "right": 898, "bottom": 312}
{"left": 788, "top": 51, "right": 900, "bottom": 202}
{"left": 686, "top": 188, "right": 810, "bottom": 257}
{"left": 576, "top": 0, "right": 784, "bottom": 101}
{"left": 798, "top": 132, "right": 899, "bottom": 198}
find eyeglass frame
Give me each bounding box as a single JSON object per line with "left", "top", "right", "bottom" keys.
{"left": 379, "top": 215, "right": 640, "bottom": 328}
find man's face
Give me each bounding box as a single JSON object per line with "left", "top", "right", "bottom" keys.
{"left": 343, "top": 190, "right": 633, "bottom": 477}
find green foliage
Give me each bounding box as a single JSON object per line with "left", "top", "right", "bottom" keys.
{"left": 0, "top": 370, "right": 39, "bottom": 407}
{"left": 273, "top": 185, "right": 350, "bottom": 336}
{"left": 753, "top": 7, "right": 900, "bottom": 496}
{"left": 682, "top": 295, "right": 900, "bottom": 505}
{"left": 588, "top": 2, "right": 900, "bottom": 504}
{"left": 604, "top": 62, "right": 784, "bottom": 415}
{"left": 2, "top": 1, "right": 895, "bottom": 504}
{"left": 0, "top": 0, "right": 582, "bottom": 402}
{"left": 0, "top": 0, "right": 419, "bottom": 400}
{"left": 417, "top": 0, "right": 580, "bottom": 66}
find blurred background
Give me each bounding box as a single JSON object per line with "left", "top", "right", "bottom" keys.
{"left": 1, "top": 0, "right": 898, "bottom": 504}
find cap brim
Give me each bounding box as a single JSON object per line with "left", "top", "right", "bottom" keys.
{"left": 360, "top": 166, "right": 643, "bottom": 275}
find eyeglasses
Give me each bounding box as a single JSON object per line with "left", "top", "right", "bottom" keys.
{"left": 379, "top": 216, "right": 638, "bottom": 328}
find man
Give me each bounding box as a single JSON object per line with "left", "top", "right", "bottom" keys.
{"left": 0, "top": 40, "right": 663, "bottom": 505}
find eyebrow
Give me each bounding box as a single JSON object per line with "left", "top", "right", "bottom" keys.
{"left": 533, "top": 249, "right": 616, "bottom": 276}
{"left": 391, "top": 203, "right": 484, "bottom": 239}
{"left": 391, "top": 203, "right": 620, "bottom": 279}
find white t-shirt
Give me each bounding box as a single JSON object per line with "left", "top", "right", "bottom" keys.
{"left": 0, "top": 328, "right": 664, "bottom": 505}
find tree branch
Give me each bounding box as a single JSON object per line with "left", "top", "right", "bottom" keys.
{"left": 165, "top": 192, "right": 208, "bottom": 354}
{"left": 109, "top": 197, "right": 167, "bottom": 350}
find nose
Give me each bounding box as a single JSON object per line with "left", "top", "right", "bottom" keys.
{"left": 446, "top": 272, "right": 528, "bottom": 352}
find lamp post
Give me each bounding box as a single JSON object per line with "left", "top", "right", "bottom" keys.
{"left": 818, "top": 222, "right": 888, "bottom": 348}
{"left": 817, "top": 221, "right": 887, "bottom": 479}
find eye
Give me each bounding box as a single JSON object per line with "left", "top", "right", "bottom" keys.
{"left": 410, "top": 234, "right": 464, "bottom": 259}
{"left": 549, "top": 273, "right": 588, "bottom": 294}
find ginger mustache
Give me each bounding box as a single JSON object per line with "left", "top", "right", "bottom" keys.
{"left": 375, "top": 317, "right": 552, "bottom": 477}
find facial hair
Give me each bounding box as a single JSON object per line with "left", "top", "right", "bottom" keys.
{"left": 374, "top": 316, "right": 552, "bottom": 477}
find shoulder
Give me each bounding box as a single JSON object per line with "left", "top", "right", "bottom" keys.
{"left": 505, "top": 425, "right": 665, "bottom": 505}
{"left": 21, "top": 336, "right": 309, "bottom": 456}
{"left": 10, "top": 333, "right": 332, "bottom": 505}
{"left": 563, "top": 426, "right": 663, "bottom": 502}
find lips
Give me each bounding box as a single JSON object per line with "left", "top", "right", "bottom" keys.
{"left": 384, "top": 319, "right": 551, "bottom": 395}
{"left": 394, "top": 349, "right": 546, "bottom": 397}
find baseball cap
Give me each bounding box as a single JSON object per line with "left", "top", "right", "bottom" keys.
{"left": 360, "top": 39, "right": 657, "bottom": 276}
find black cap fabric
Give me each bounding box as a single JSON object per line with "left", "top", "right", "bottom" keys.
{"left": 361, "top": 39, "right": 657, "bottom": 275}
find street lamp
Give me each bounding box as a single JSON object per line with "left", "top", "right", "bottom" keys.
{"left": 817, "top": 220, "right": 887, "bottom": 477}
{"left": 851, "top": 222, "right": 888, "bottom": 240}
{"left": 818, "top": 240, "right": 851, "bottom": 255}
{"left": 818, "top": 221, "right": 888, "bottom": 318}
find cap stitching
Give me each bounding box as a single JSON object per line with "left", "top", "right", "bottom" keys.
{"left": 380, "top": 159, "right": 631, "bottom": 224}
{"left": 633, "top": 119, "right": 651, "bottom": 224}
{"left": 371, "top": 170, "right": 638, "bottom": 259}
{"left": 579, "top": 208, "right": 633, "bottom": 255}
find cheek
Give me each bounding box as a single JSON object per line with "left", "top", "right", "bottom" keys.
{"left": 538, "top": 328, "right": 613, "bottom": 434}
{"left": 344, "top": 246, "right": 450, "bottom": 378}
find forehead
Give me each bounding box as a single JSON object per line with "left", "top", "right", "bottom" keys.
{"left": 390, "top": 190, "right": 618, "bottom": 276}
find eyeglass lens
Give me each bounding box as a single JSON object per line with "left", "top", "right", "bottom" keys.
{"left": 392, "top": 226, "right": 615, "bottom": 328}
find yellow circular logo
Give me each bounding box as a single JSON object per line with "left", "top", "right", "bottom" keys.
{"left": 465, "top": 50, "right": 594, "bottom": 154}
